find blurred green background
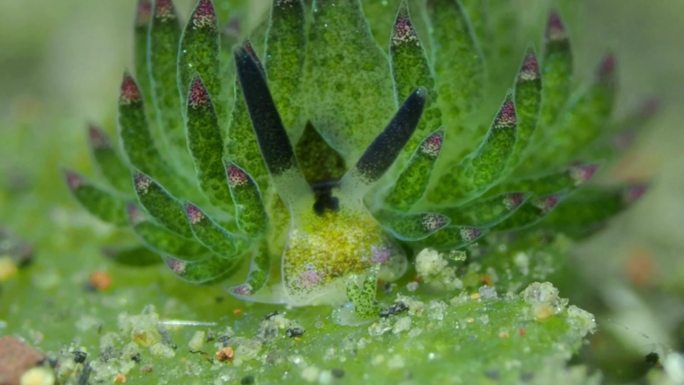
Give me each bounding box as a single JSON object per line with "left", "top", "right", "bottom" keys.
{"left": 1, "top": 0, "right": 683, "bottom": 383}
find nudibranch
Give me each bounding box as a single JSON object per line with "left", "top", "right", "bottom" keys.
{"left": 230, "top": 45, "right": 426, "bottom": 306}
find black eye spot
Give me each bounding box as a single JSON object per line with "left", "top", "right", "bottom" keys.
{"left": 312, "top": 180, "right": 340, "bottom": 215}
{"left": 314, "top": 193, "right": 339, "bottom": 215}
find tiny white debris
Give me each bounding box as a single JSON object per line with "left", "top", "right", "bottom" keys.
{"left": 427, "top": 300, "right": 447, "bottom": 321}
{"left": 479, "top": 285, "right": 498, "bottom": 300}
{"left": 188, "top": 330, "right": 206, "bottom": 352}
{"left": 566, "top": 305, "right": 597, "bottom": 335}
{"left": 406, "top": 281, "right": 419, "bottom": 292}
{"left": 368, "top": 318, "right": 392, "bottom": 337}
{"left": 522, "top": 282, "right": 568, "bottom": 321}
{"left": 150, "top": 342, "right": 175, "bottom": 358}
{"left": 415, "top": 248, "right": 463, "bottom": 290}
{"left": 301, "top": 366, "right": 320, "bottom": 383}
{"left": 232, "top": 337, "right": 263, "bottom": 365}
{"left": 408, "top": 327, "right": 423, "bottom": 338}
{"left": 392, "top": 316, "right": 412, "bottom": 334}
{"left": 513, "top": 252, "right": 530, "bottom": 275}
{"left": 395, "top": 294, "right": 426, "bottom": 317}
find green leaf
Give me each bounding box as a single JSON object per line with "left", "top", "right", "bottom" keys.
{"left": 185, "top": 77, "right": 234, "bottom": 213}
{"left": 534, "top": 55, "right": 617, "bottom": 166}
{"left": 411, "top": 225, "right": 487, "bottom": 251}
{"left": 87, "top": 125, "right": 131, "bottom": 193}
{"left": 225, "top": 76, "right": 269, "bottom": 190}
{"left": 545, "top": 184, "right": 648, "bottom": 238}
{"left": 127, "top": 203, "right": 208, "bottom": 259}
{"left": 539, "top": 10, "right": 573, "bottom": 128}
{"left": 493, "top": 194, "right": 564, "bottom": 231}
{"left": 443, "top": 192, "right": 528, "bottom": 227}
{"left": 428, "top": 93, "right": 517, "bottom": 204}
{"left": 230, "top": 242, "right": 270, "bottom": 297}
{"left": 383, "top": 129, "right": 444, "bottom": 211}
{"left": 305, "top": 0, "right": 395, "bottom": 159}
{"left": 361, "top": 0, "right": 401, "bottom": 46}
{"left": 184, "top": 202, "right": 246, "bottom": 258}
{"left": 64, "top": 170, "right": 128, "bottom": 226}
{"left": 226, "top": 162, "right": 268, "bottom": 237}
{"left": 133, "top": 172, "right": 192, "bottom": 237}
{"left": 162, "top": 253, "right": 240, "bottom": 285}
{"left": 390, "top": 1, "right": 442, "bottom": 163}
{"left": 493, "top": 163, "right": 598, "bottom": 197}
{"left": 265, "top": 0, "right": 306, "bottom": 132}
{"left": 117, "top": 73, "right": 177, "bottom": 192}
{"left": 134, "top": 0, "right": 155, "bottom": 112}
{"left": 149, "top": 0, "right": 194, "bottom": 175}
{"left": 375, "top": 209, "right": 450, "bottom": 241}
{"left": 102, "top": 245, "right": 161, "bottom": 266}
{"left": 178, "top": 0, "right": 225, "bottom": 123}
{"left": 460, "top": 0, "right": 489, "bottom": 48}
{"left": 426, "top": 0, "right": 485, "bottom": 131}
{"left": 509, "top": 48, "right": 542, "bottom": 169}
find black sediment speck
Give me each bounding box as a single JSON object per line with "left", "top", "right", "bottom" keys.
{"left": 379, "top": 301, "right": 409, "bottom": 318}
{"left": 286, "top": 327, "right": 304, "bottom": 338}
{"left": 72, "top": 350, "right": 88, "bottom": 363}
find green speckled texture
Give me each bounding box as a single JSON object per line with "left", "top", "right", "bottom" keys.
{"left": 426, "top": 0, "right": 484, "bottom": 137}
{"left": 161, "top": 252, "right": 240, "bottom": 284}
{"left": 539, "top": 14, "right": 573, "bottom": 129}
{"left": 4, "top": 1, "right": 675, "bottom": 383}
{"left": 226, "top": 81, "right": 270, "bottom": 189}
{"left": 88, "top": 126, "right": 132, "bottom": 193}
{"left": 533, "top": 66, "right": 616, "bottom": 167}
{"left": 134, "top": 173, "right": 193, "bottom": 237}
{"left": 185, "top": 78, "right": 234, "bottom": 213}
{"left": 117, "top": 76, "right": 174, "bottom": 190}
{"left": 178, "top": 0, "right": 225, "bottom": 123}
{"left": 226, "top": 163, "right": 267, "bottom": 237}
{"left": 384, "top": 130, "right": 443, "bottom": 211}
{"left": 444, "top": 192, "right": 527, "bottom": 227}
{"left": 509, "top": 50, "right": 542, "bottom": 169}
{"left": 375, "top": 209, "right": 448, "bottom": 241}
{"left": 265, "top": 0, "right": 306, "bottom": 134}
{"left": 389, "top": 1, "right": 441, "bottom": 164}
{"left": 65, "top": 172, "right": 128, "bottom": 226}
{"left": 149, "top": 0, "right": 194, "bottom": 176}
{"left": 305, "top": 0, "right": 395, "bottom": 159}
{"left": 129, "top": 205, "right": 209, "bottom": 259}
{"left": 185, "top": 204, "right": 243, "bottom": 257}
{"left": 429, "top": 94, "right": 517, "bottom": 204}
